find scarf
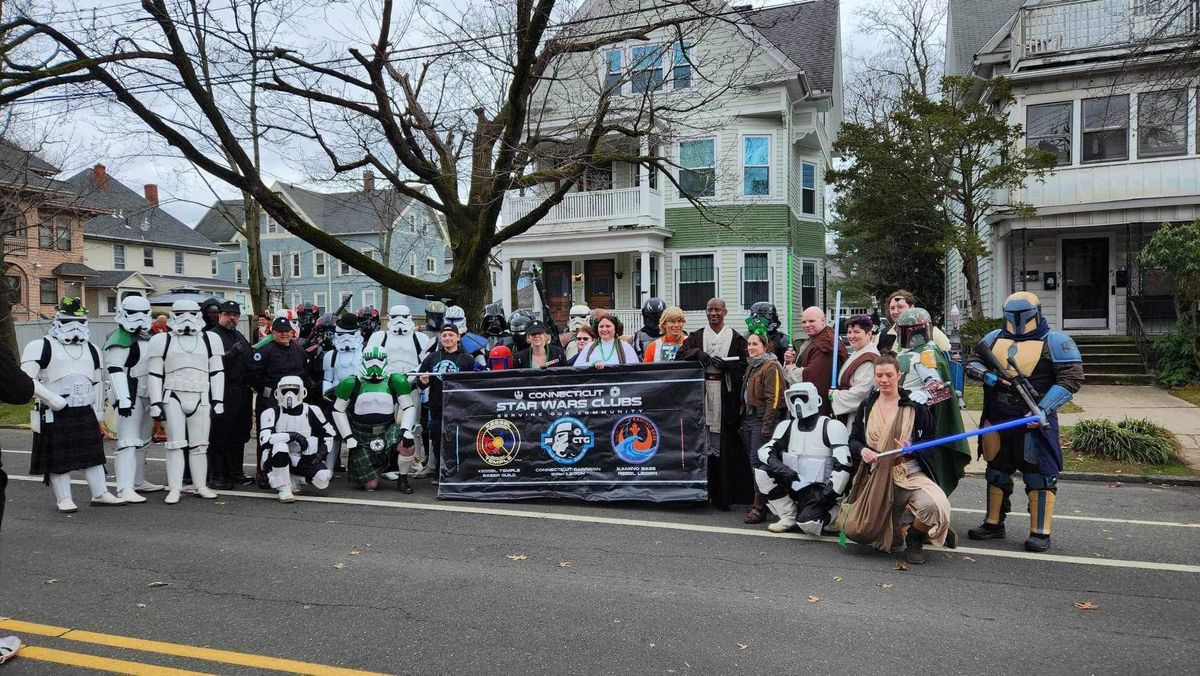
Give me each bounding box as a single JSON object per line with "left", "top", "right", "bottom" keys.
{"left": 747, "top": 351, "right": 777, "bottom": 369}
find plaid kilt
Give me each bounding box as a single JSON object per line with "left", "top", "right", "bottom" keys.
{"left": 30, "top": 405, "right": 106, "bottom": 478}
{"left": 347, "top": 419, "right": 400, "bottom": 485}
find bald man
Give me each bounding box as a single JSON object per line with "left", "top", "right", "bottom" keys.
{"left": 784, "top": 307, "right": 845, "bottom": 415}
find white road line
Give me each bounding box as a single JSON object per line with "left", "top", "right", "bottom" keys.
{"left": 8, "top": 474, "right": 1199, "bottom": 575}
{"left": 2, "top": 448, "right": 255, "bottom": 468}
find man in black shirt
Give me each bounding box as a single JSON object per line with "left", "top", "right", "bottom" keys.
{"left": 208, "top": 301, "right": 254, "bottom": 488}
{"left": 250, "top": 317, "right": 311, "bottom": 486}
{"left": 417, "top": 324, "right": 478, "bottom": 483}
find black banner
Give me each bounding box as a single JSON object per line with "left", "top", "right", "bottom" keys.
{"left": 436, "top": 361, "right": 708, "bottom": 502}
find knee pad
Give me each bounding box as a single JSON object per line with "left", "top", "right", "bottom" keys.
{"left": 985, "top": 467, "right": 1014, "bottom": 492}
{"left": 1023, "top": 473, "right": 1057, "bottom": 491}
{"left": 268, "top": 451, "right": 291, "bottom": 469}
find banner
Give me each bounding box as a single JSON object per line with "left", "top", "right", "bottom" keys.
{"left": 436, "top": 361, "right": 708, "bottom": 502}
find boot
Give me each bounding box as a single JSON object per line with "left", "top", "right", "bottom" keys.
{"left": 968, "top": 522, "right": 1006, "bottom": 540}
{"left": 397, "top": 475, "right": 414, "bottom": 494}
{"left": 904, "top": 528, "right": 927, "bottom": 565}
{"left": 969, "top": 483, "right": 1009, "bottom": 540}
{"left": 85, "top": 465, "right": 125, "bottom": 506}
{"left": 188, "top": 453, "right": 218, "bottom": 499}
{"left": 164, "top": 449, "right": 186, "bottom": 505}
{"left": 1025, "top": 489, "right": 1056, "bottom": 552}
{"left": 50, "top": 473, "right": 77, "bottom": 513}
{"left": 311, "top": 469, "right": 332, "bottom": 491}
{"left": 766, "top": 497, "right": 797, "bottom": 533}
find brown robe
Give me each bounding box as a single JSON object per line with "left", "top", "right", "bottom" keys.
{"left": 795, "top": 326, "right": 848, "bottom": 415}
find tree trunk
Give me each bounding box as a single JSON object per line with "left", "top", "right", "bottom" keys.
{"left": 242, "top": 196, "right": 269, "bottom": 316}
{"left": 961, "top": 252, "right": 984, "bottom": 321}
{"left": 454, "top": 263, "right": 492, "bottom": 329}
{"left": 509, "top": 258, "right": 524, "bottom": 315}
{"left": 0, "top": 268, "right": 17, "bottom": 356}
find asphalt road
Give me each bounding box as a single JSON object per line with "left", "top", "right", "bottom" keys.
{"left": 1, "top": 430, "right": 1198, "bottom": 675}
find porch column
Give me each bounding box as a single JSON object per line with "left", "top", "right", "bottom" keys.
{"left": 639, "top": 249, "right": 652, "bottom": 305}
{"left": 656, "top": 254, "right": 666, "bottom": 304}
{"left": 638, "top": 136, "right": 650, "bottom": 218}
{"left": 500, "top": 257, "right": 512, "bottom": 312}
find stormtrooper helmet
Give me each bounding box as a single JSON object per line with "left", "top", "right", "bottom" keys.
{"left": 387, "top": 305, "right": 414, "bottom": 336}
{"left": 332, "top": 313, "right": 361, "bottom": 352}
{"left": 897, "top": 307, "right": 932, "bottom": 350}
{"left": 275, "top": 375, "right": 306, "bottom": 411}
{"left": 568, "top": 304, "right": 590, "bottom": 332}
{"left": 361, "top": 346, "right": 388, "bottom": 382}
{"left": 445, "top": 305, "right": 467, "bottom": 334}
{"left": 784, "top": 382, "right": 822, "bottom": 421}
{"left": 116, "top": 295, "right": 152, "bottom": 336}
{"left": 50, "top": 296, "right": 90, "bottom": 344}
{"left": 169, "top": 300, "right": 206, "bottom": 336}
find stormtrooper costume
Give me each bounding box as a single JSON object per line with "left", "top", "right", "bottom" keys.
{"left": 104, "top": 296, "right": 164, "bottom": 503}
{"left": 365, "top": 305, "right": 429, "bottom": 476}
{"left": 257, "top": 376, "right": 334, "bottom": 503}
{"left": 331, "top": 347, "right": 419, "bottom": 492}
{"left": 23, "top": 298, "right": 125, "bottom": 512}
{"left": 563, "top": 304, "right": 589, "bottom": 360}
{"left": 753, "top": 383, "right": 852, "bottom": 535}
{"left": 321, "top": 313, "right": 362, "bottom": 470}
{"left": 147, "top": 300, "right": 225, "bottom": 504}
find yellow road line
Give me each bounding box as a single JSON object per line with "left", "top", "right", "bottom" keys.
{"left": 0, "top": 620, "right": 386, "bottom": 675}
{"left": 16, "top": 645, "right": 211, "bottom": 675}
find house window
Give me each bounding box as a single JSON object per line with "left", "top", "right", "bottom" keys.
{"left": 672, "top": 42, "right": 691, "bottom": 89}
{"left": 106, "top": 294, "right": 118, "bottom": 314}
{"left": 801, "top": 261, "right": 818, "bottom": 309}
{"left": 362, "top": 289, "right": 376, "bottom": 308}
{"left": 39, "top": 277, "right": 57, "bottom": 305}
{"left": 742, "top": 253, "right": 770, "bottom": 309}
{"left": 174, "top": 251, "right": 184, "bottom": 274}
{"left": 314, "top": 251, "right": 327, "bottom": 277}
{"left": 235, "top": 263, "right": 244, "bottom": 284}
{"left": 113, "top": 244, "right": 126, "bottom": 270}
{"left": 409, "top": 253, "right": 416, "bottom": 275}
{"left": 261, "top": 212, "right": 278, "bottom": 234}
{"left": 54, "top": 217, "right": 70, "bottom": 250}
{"left": 801, "top": 162, "right": 817, "bottom": 215}
{"left": 38, "top": 222, "right": 53, "bottom": 249}
{"left": 631, "top": 44, "right": 665, "bottom": 93}
{"left": 360, "top": 248, "right": 376, "bottom": 261}
{"left": 679, "top": 139, "right": 715, "bottom": 198}
{"left": 743, "top": 136, "right": 770, "bottom": 196}
{"left": 338, "top": 259, "right": 350, "bottom": 276}
{"left": 290, "top": 292, "right": 301, "bottom": 309}
{"left": 211, "top": 257, "right": 217, "bottom": 276}
{"left": 144, "top": 247, "right": 155, "bottom": 267}
{"left": 426, "top": 257, "right": 437, "bottom": 274}
{"left": 269, "top": 252, "right": 282, "bottom": 278}
{"left": 604, "top": 49, "right": 622, "bottom": 91}
{"left": 1, "top": 208, "right": 25, "bottom": 254}
{"left": 631, "top": 256, "right": 659, "bottom": 308}
{"left": 677, "top": 254, "right": 715, "bottom": 311}
{"left": 1027, "top": 102, "right": 1073, "bottom": 165}
{"left": 290, "top": 252, "right": 301, "bottom": 278}
{"left": 1138, "top": 89, "right": 1188, "bottom": 158}
{"left": 314, "top": 292, "right": 327, "bottom": 311}
{"left": 338, "top": 291, "right": 351, "bottom": 309}
{"left": 1082, "top": 95, "right": 1129, "bottom": 163}
{"left": 5, "top": 275, "right": 20, "bottom": 305}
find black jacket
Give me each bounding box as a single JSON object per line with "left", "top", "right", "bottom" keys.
{"left": 417, "top": 348, "right": 477, "bottom": 410}
{"left": 212, "top": 324, "right": 253, "bottom": 388}
{"left": 250, "top": 339, "right": 311, "bottom": 393}
{"left": 513, "top": 344, "right": 568, "bottom": 369}
{"left": 848, "top": 389, "right": 935, "bottom": 476}
{"left": 0, "top": 344, "right": 33, "bottom": 404}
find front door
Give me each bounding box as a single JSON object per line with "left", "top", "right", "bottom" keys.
{"left": 1062, "top": 237, "right": 1110, "bottom": 330}
{"left": 584, "top": 259, "right": 615, "bottom": 310}
{"left": 543, "top": 262, "right": 573, "bottom": 329}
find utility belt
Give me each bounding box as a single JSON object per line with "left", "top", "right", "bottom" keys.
{"left": 745, "top": 405, "right": 765, "bottom": 417}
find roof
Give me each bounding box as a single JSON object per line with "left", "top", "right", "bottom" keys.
{"left": 0, "top": 138, "right": 80, "bottom": 196}
{"left": 61, "top": 170, "right": 221, "bottom": 252}
{"left": 194, "top": 199, "right": 244, "bottom": 244}
{"left": 278, "top": 183, "right": 415, "bottom": 235}
{"left": 738, "top": 0, "right": 840, "bottom": 93}
{"left": 52, "top": 262, "right": 100, "bottom": 278}
{"left": 89, "top": 270, "right": 150, "bottom": 289}
{"left": 946, "top": 0, "right": 1026, "bottom": 76}
{"left": 141, "top": 273, "right": 247, "bottom": 290}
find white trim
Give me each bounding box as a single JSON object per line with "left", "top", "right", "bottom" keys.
{"left": 268, "top": 252, "right": 282, "bottom": 279}
{"left": 142, "top": 246, "right": 155, "bottom": 268}
{"left": 800, "top": 160, "right": 818, "bottom": 215}
{"left": 338, "top": 259, "right": 350, "bottom": 276}
{"left": 173, "top": 250, "right": 184, "bottom": 275}
{"left": 674, "top": 134, "right": 719, "bottom": 201}
{"left": 289, "top": 251, "right": 302, "bottom": 279}
{"left": 739, "top": 250, "right": 773, "bottom": 309}
{"left": 313, "top": 251, "right": 328, "bottom": 278}
{"left": 362, "top": 289, "right": 376, "bottom": 309}
{"left": 674, "top": 250, "right": 718, "bottom": 312}
{"left": 313, "top": 291, "right": 327, "bottom": 310}
{"left": 739, "top": 132, "right": 774, "bottom": 198}
{"left": 112, "top": 243, "right": 126, "bottom": 270}
{"left": 289, "top": 291, "right": 301, "bottom": 309}
{"left": 426, "top": 256, "right": 437, "bottom": 274}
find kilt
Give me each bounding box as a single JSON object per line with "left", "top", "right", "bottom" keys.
{"left": 31, "top": 405, "right": 106, "bottom": 478}
{"left": 347, "top": 418, "right": 400, "bottom": 485}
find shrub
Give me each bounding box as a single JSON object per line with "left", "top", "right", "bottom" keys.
{"left": 1153, "top": 316, "right": 1200, "bottom": 387}
{"left": 1068, "top": 417, "right": 1181, "bottom": 465}
{"left": 959, "top": 317, "right": 1004, "bottom": 351}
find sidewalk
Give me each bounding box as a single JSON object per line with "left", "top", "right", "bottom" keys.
{"left": 961, "top": 385, "right": 1200, "bottom": 473}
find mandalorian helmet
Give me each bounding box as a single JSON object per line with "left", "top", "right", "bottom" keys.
{"left": 116, "top": 295, "right": 152, "bottom": 336}
{"left": 50, "top": 297, "right": 90, "bottom": 344}
{"left": 896, "top": 307, "right": 932, "bottom": 350}
{"left": 361, "top": 346, "right": 388, "bottom": 382}
{"left": 170, "top": 300, "right": 206, "bottom": 336}
{"left": 1003, "top": 292, "right": 1043, "bottom": 338}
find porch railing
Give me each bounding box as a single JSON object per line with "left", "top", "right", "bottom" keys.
{"left": 503, "top": 187, "right": 662, "bottom": 226}
{"left": 1012, "top": 0, "right": 1199, "bottom": 64}
{"left": 1126, "top": 297, "right": 1157, "bottom": 374}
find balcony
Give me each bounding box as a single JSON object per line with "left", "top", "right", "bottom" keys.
{"left": 1012, "top": 0, "right": 1198, "bottom": 66}
{"left": 1019, "top": 155, "right": 1200, "bottom": 209}
{"left": 502, "top": 186, "right": 664, "bottom": 233}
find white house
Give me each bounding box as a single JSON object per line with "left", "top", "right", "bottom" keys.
{"left": 497, "top": 0, "right": 841, "bottom": 335}
{"left": 944, "top": 0, "right": 1199, "bottom": 336}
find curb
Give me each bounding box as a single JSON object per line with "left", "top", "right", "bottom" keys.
{"left": 967, "top": 468, "right": 1200, "bottom": 487}
{"left": 0, "top": 424, "right": 29, "bottom": 430}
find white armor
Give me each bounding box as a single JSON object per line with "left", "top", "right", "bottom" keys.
{"left": 258, "top": 376, "right": 334, "bottom": 502}
{"left": 754, "top": 382, "right": 851, "bottom": 535}
{"left": 323, "top": 329, "right": 362, "bottom": 395}
{"left": 368, "top": 305, "right": 432, "bottom": 375}
{"left": 147, "top": 300, "right": 225, "bottom": 504}
{"left": 445, "top": 305, "right": 467, "bottom": 334}
{"left": 104, "top": 296, "right": 162, "bottom": 502}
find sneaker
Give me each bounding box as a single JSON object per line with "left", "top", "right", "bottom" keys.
{"left": 311, "top": 469, "right": 332, "bottom": 490}
{"left": 967, "top": 522, "right": 1006, "bottom": 540}
{"left": 164, "top": 489, "right": 181, "bottom": 505}
{"left": 1024, "top": 533, "right": 1051, "bottom": 553}
{"left": 767, "top": 520, "right": 797, "bottom": 534}
{"left": 194, "top": 485, "right": 219, "bottom": 499}
{"left": 278, "top": 489, "right": 296, "bottom": 504}
{"left": 56, "top": 497, "right": 78, "bottom": 513}
{"left": 134, "top": 481, "right": 165, "bottom": 493}
{"left": 381, "top": 471, "right": 400, "bottom": 481}
{"left": 117, "top": 488, "right": 148, "bottom": 504}
{"left": 91, "top": 492, "right": 127, "bottom": 506}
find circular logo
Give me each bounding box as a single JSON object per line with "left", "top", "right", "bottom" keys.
{"left": 432, "top": 359, "right": 461, "bottom": 378}
{"left": 513, "top": 390, "right": 524, "bottom": 400}
{"left": 476, "top": 419, "right": 522, "bottom": 467}
{"left": 369, "top": 438, "right": 385, "bottom": 452}
{"left": 609, "top": 386, "right": 621, "bottom": 398}
{"left": 253, "top": 352, "right": 263, "bottom": 362}
{"left": 611, "top": 414, "right": 661, "bottom": 464}
{"left": 540, "top": 417, "right": 595, "bottom": 465}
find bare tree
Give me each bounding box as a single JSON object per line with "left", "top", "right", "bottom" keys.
{"left": 0, "top": 0, "right": 775, "bottom": 320}
{"left": 844, "top": 0, "right": 945, "bottom": 125}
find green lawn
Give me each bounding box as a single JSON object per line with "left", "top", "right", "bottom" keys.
{"left": 1166, "top": 384, "right": 1200, "bottom": 407}
{"left": 0, "top": 402, "right": 31, "bottom": 426}
{"left": 962, "top": 381, "right": 1082, "bottom": 414}
{"left": 1062, "top": 454, "right": 1199, "bottom": 477}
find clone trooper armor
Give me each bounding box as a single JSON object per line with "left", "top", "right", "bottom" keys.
{"left": 634, "top": 298, "right": 665, "bottom": 359}
{"left": 754, "top": 383, "right": 852, "bottom": 535}
{"left": 147, "top": 300, "right": 225, "bottom": 504}
{"left": 258, "top": 376, "right": 335, "bottom": 503}
{"left": 746, "top": 302, "right": 790, "bottom": 362}
{"left": 446, "top": 304, "right": 488, "bottom": 367}
{"left": 967, "top": 292, "right": 1084, "bottom": 552}
{"left": 104, "top": 295, "right": 164, "bottom": 502}
{"left": 331, "top": 347, "right": 419, "bottom": 492}
{"left": 23, "top": 297, "right": 124, "bottom": 512}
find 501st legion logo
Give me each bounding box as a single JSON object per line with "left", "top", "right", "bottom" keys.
{"left": 475, "top": 419, "right": 521, "bottom": 467}
{"left": 540, "top": 417, "right": 595, "bottom": 465}
{"left": 611, "top": 414, "right": 660, "bottom": 464}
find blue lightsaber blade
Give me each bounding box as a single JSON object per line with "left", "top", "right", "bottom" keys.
{"left": 830, "top": 290, "right": 842, "bottom": 390}
{"left": 875, "top": 414, "right": 1042, "bottom": 458}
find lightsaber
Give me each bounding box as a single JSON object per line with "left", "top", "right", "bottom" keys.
{"left": 875, "top": 414, "right": 1042, "bottom": 458}
{"left": 830, "top": 290, "right": 842, "bottom": 390}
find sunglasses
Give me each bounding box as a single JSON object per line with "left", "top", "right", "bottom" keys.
{"left": 576, "top": 336, "right": 592, "bottom": 342}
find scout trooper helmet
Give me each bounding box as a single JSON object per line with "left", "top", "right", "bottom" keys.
{"left": 50, "top": 297, "right": 90, "bottom": 344}
{"left": 388, "top": 305, "right": 415, "bottom": 336}
{"left": 116, "top": 295, "right": 153, "bottom": 336}
{"left": 170, "top": 300, "right": 206, "bottom": 336}
{"left": 275, "top": 375, "right": 306, "bottom": 411}
{"left": 784, "top": 382, "right": 822, "bottom": 421}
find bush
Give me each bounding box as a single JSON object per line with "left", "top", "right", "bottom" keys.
{"left": 1068, "top": 417, "right": 1181, "bottom": 465}
{"left": 1153, "top": 316, "right": 1200, "bottom": 387}
{"left": 959, "top": 317, "right": 1004, "bottom": 351}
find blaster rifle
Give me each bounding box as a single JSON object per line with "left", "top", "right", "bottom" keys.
{"left": 969, "top": 342, "right": 1046, "bottom": 426}
{"left": 528, "top": 266, "right": 561, "bottom": 346}
{"left": 333, "top": 293, "right": 354, "bottom": 316}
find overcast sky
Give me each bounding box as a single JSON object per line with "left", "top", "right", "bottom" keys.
{"left": 31, "top": 0, "right": 885, "bottom": 227}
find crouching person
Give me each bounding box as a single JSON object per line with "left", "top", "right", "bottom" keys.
{"left": 753, "top": 382, "right": 852, "bottom": 535}
{"left": 839, "top": 355, "right": 957, "bottom": 564}
{"left": 258, "top": 376, "right": 334, "bottom": 503}
{"left": 330, "top": 347, "right": 419, "bottom": 493}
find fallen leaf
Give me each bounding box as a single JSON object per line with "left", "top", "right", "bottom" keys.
{"left": 649, "top": 643, "right": 656, "bottom": 648}
{"left": 349, "top": 549, "right": 362, "bottom": 556}
{"left": 807, "top": 595, "right": 820, "bottom": 604}
{"left": 147, "top": 581, "right": 170, "bottom": 587}
{"left": 833, "top": 576, "right": 843, "bottom": 583}
{"left": 333, "top": 562, "right": 346, "bottom": 570}
{"left": 654, "top": 540, "right": 662, "bottom": 545}
{"left": 136, "top": 603, "right": 147, "bottom": 608}
{"left": 558, "top": 561, "right": 573, "bottom": 568}
{"left": 737, "top": 643, "right": 749, "bottom": 651}
{"left": 506, "top": 554, "right": 528, "bottom": 561}
{"left": 759, "top": 551, "right": 767, "bottom": 556}
{"left": 893, "top": 561, "right": 909, "bottom": 571}
{"left": 878, "top": 583, "right": 894, "bottom": 589}
{"left": 214, "top": 501, "right": 227, "bottom": 506}
{"left": 962, "top": 555, "right": 976, "bottom": 562}
{"left": 44, "top": 578, "right": 58, "bottom": 584}
{"left": 1074, "top": 601, "right": 1099, "bottom": 610}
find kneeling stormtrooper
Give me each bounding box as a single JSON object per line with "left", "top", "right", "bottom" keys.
{"left": 258, "top": 376, "right": 335, "bottom": 503}
{"left": 754, "top": 382, "right": 852, "bottom": 535}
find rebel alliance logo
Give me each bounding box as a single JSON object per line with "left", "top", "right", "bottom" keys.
{"left": 611, "top": 414, "right": 660, "bottom": 464}
{"left": 476, "top": 418, "right": 521, "bottom": 467}
{"left": 540, "top": 417, "right": 595, "bottom": 465}
{"left": 513, "top": 390, "right": 524, "bottom": 400}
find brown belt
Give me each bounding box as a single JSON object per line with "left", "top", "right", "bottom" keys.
{"left": 704, "top": 373, "right": 723, "bottom": 381}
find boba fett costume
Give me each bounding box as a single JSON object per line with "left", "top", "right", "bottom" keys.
{"left": 330, "top": 347, "right": 419, "bottom": 492}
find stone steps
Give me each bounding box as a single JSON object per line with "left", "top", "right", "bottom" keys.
{"left": 1070, "top": 335, "right": 1152, "bottom": 385}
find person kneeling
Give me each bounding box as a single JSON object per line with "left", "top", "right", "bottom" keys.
{"left": 840, "top": 355, "right": 957, "bottom": 564}
{"left": 753, "top": 382, "right": 852, "bottom": 535}
{"left": 258, "top": 376, "right": 334, "bottom": 503}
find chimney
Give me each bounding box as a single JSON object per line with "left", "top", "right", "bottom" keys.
{"left": 93, "top": 164, "right": 108, "bottom": 191}
{"left": 144, "top": 184, "right": 159, "bottom": 207}
{"left": 363, "top": 170, "right": 375, "bottom": 192}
